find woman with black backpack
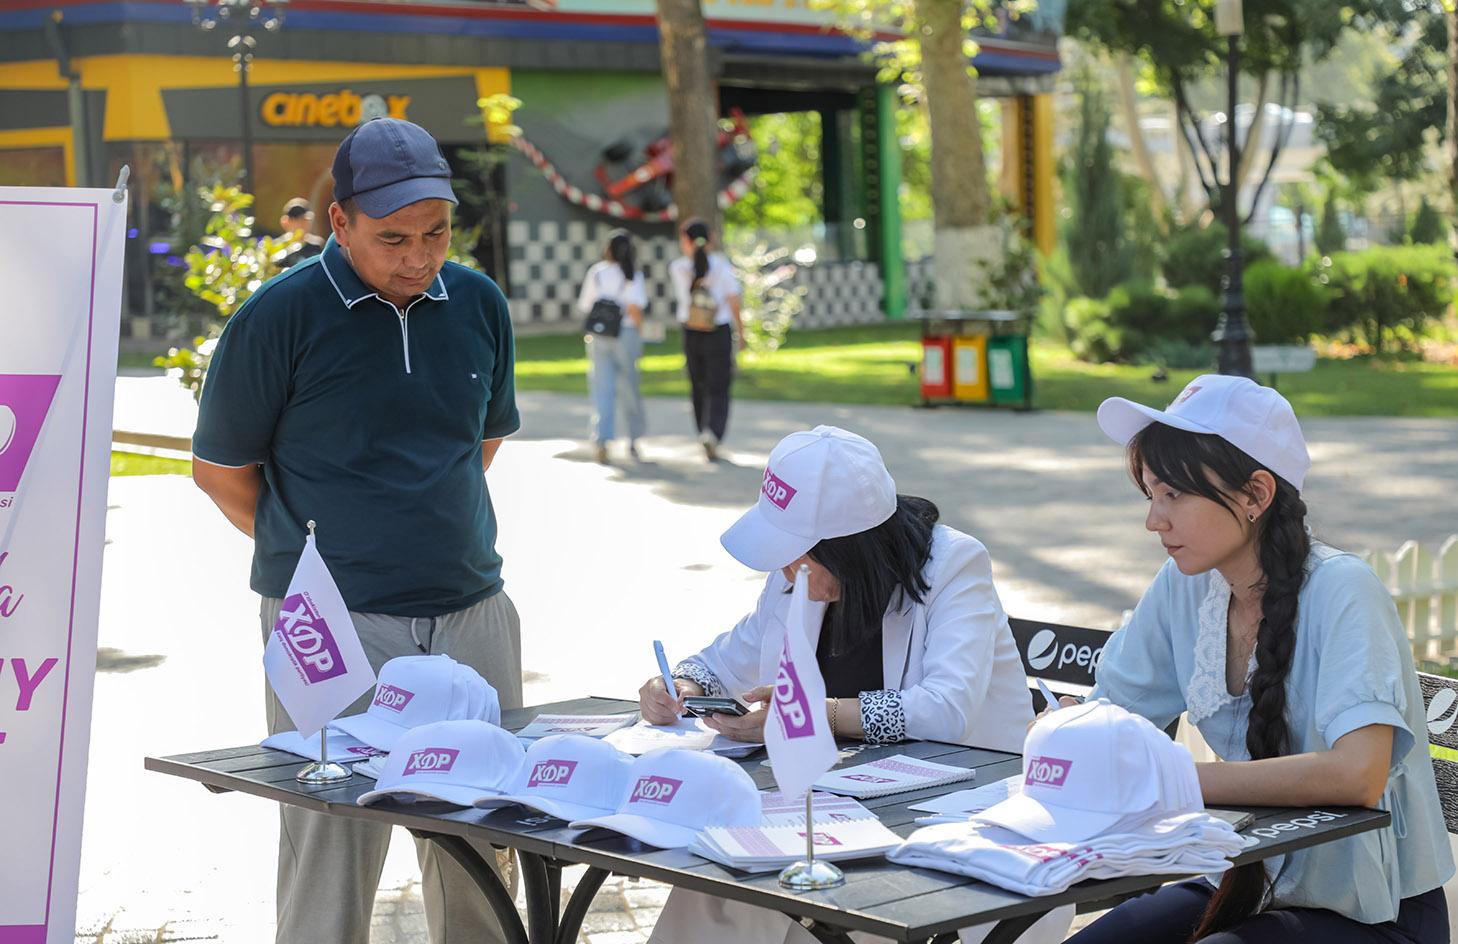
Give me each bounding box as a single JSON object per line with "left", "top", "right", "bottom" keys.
{"left": 578, "top": 229, "right": 648, "bottom": 464}
{"left": 669, "top": 218, "right": 743, "bottom": 462}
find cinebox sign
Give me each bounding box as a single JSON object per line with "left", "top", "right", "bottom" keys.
{"left": 0, "top": 188, "right": 126, "bottom": 943}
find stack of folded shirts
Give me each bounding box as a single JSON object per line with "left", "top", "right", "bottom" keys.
{"left": 888, "top": 700, "right": 1244, "bottom": 895}
{"left": 889, "top": 813, "right": 1243, "bottom": 896}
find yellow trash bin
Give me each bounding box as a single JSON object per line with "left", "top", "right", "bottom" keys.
{"left": 951, "top": 335, "right": 989, "bottom": 402}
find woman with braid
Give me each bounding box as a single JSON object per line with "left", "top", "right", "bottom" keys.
{"left": 1062, "top": 375, "right": 1452, "bottom": 944}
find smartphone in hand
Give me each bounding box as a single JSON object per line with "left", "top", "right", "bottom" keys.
{"left": 683, "top": 696, "right": 749, "bottom": 718}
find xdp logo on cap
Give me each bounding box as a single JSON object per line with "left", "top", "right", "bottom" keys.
{"left": 1026, "top": 755, "right": 1072, "bottom": 789}
{"left": 1175, "top": 384, "right": 1203, "bottom": 405}
{"left": 374, "top": 684, "right": 414, "bottom": 712}
{"left": 528, "top": 759, "right": 578, "bottom": 788}
{"left": 772, "top": 646, "right": 816, "bottom": 739}
{"left": 628, "top": 775, "right": 682, "bottom": 805}
{"left": 0, "top": 374, "right": 63, "bottom": 501}
{"left": 1025, "top": 629, "right": 1104, "bottom": 676}
{"left": 403, "top": 748, "right": 459, "bottom": 776}
{"left": 273, "top": 592, "right": 348, "bottom": 684}
{"left": 761, "top": 468, "right": 797, "bottom": 510}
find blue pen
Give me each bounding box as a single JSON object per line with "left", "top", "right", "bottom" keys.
{"left": 653, "top": 640, "right": 677, "bottom": 697}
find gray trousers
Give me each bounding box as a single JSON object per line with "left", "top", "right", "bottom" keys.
{"left": 261, "top": 591, "right": 525, "bottom": 944}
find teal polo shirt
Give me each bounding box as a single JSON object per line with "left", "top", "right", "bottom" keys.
{"left": 193, "top": 237, "right": 520, "bottom": 617}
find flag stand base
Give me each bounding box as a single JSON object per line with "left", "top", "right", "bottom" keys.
{"left": 296, "top": 760, "right": 352, "bottom": 783}
{"left": 778, "top": 859, "right": 844, "bottom": 890}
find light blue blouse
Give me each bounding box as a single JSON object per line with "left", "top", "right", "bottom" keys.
{"left": 1092, "top": 544, "right": 1454, "bottom": 924}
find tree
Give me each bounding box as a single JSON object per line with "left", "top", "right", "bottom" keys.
{"left": 1316, "top": 7, "right": 1446, "bottom": 193}
{"left": 1409, "top": 196, "right": 1447, "bottom": 244}
{"left": 1315, "top": 192, "right": 1345, "bottom": 256}
{"left": 1069, "top": 0, "right": 1409, "bottom": 225}
{"left": 655, "top": 0, "right": 720, "bottom": 226}
{"left": 1065, "top": 77, "right": 1134, "bottom": 298}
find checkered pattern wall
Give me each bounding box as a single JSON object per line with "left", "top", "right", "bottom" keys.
{"left": 506, "top": 220, "right": 892, "bottom": 330}
{"left": 507, "top": 220, "right": 679, "bottom": 325}
{"left": 906, "top": 258, "right": 936, "bottom": 314}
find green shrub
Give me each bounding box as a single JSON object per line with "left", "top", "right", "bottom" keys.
{"left": 1161, "top": 223, "right": 1273, "bottom": 297}
{"left": 1315, "top": 194, "right": 1345, "bottom": 256}
{"left": 1408, "top": 197, "right": 1447, "bottom": 246}
{"left": 1244, "top": 261, "right": 1327, "bottom": 344}
{"left": 1311, "top": 244, "right": 1455, "bottom": 353}
{"left": 1065, "top": 282, "right": 1217, "bottom": 363}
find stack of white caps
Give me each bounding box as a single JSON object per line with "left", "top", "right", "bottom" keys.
{"left": 358, "top": 719, "right": 525, "bottom": 806}
{"left": 973, "top": 699, "right": 1200, "bottom": 842}
{"left": 478, "top": 734, "right": 635, "bottom": 821}
{"left": 888, "top": 701, "right": 1241, "bottom": 895}
{"left": 570, "top": 748, "right": 761, "bottom": 848}
{"left": 332, "top": 655, "right": 500, "bottom": 752}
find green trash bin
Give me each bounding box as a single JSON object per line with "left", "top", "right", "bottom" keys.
{"left": 987, "top": 335, "right": 1032, "bottom": 408}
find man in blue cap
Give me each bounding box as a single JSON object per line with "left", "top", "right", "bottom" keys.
{"left": 192, "top": 118, "right": 521, "bottom": 943}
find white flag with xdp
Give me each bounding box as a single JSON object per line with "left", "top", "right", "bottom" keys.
{"left": 263, "top": 530, "right": 375, "bottom": 737}
{"left": 763, "top": 567, "right": 838, "bottom": 799}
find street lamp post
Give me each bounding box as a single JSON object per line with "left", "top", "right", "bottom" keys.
{"left": 1212, "top": 0, "right": 1255, "bottom": 378}
{"left": 185, "top": 0, "right": 288, "bottom": 193}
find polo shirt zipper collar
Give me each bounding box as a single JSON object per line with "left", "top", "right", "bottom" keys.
{"left": 320, "top": 236, "right": 450, "bottom": 375}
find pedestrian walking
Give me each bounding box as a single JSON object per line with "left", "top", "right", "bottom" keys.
{"left": 669, "top": 218, "right": 742, "bottom": 461}
{"left": 276, "top": 196, "right": 325, "bottom": 268}
{"left": 578, "top": 229, "right": 648, "bottom": 463}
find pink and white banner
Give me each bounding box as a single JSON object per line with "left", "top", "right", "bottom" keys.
{"left": 0, "top": 186, "right": 126, "bottom": 943}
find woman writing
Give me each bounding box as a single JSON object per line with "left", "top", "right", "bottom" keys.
{"left": 640, "top": 425, "right": 1038, "bottom": 943}
{"left": 1063, "top": 375, "right": 1452, "bottom": 943}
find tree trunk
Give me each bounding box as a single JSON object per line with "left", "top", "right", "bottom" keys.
{"left": 1234, "top": 71, "right": 1268, "bottom": 191}
{"left": 656, "top": 0, "right": 720, "bottom": 226}
{"left": 1115, "top": 54, "right": 1169, "bottom": 229}
{"left": 914, "top": 0, "right": 996, "bottom": 310}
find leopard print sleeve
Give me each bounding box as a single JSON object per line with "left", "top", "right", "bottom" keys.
{"left": 672, "top": 660, "right": 726, "bottom": 698}
{"left": 859, "top": 689, "right": 906, "bottom": 744}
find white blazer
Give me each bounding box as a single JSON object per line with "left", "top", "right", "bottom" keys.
{"left": 685, "top": 525, "right": 1033, "bottom": 752}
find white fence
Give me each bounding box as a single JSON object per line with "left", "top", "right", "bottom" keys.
{"left": 1360, "top": 536, "right": 1458, "bottom": 662}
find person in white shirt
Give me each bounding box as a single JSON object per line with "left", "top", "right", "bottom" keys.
{"left": 577, "top": 230, "right": 648, "bottom": 463}
{"left": 668, "top": 218, "right": 742, "bottom": 461}
{"left": 637, "top": 426, "right": 1039, "bottom": 944}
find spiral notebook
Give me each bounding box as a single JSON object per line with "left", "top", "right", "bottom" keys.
{"left": 813, "top": 754, "right": 976, "bottom": 799}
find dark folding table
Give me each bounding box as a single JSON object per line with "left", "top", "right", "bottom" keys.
{"left": 145, "top": 696, "right": 1390, "bottom": 944}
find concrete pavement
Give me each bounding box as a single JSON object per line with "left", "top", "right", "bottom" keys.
{"left": 77, "top": 378, "right": 1458, "bottom": 942}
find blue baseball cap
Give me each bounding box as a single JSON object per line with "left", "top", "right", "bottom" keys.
{"left": 332, "top": 118, "right": 458, "bottom": 219}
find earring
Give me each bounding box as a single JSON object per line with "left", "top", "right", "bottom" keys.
{"left": 1247, "top": 512, "right": 1257, "bottom": 523}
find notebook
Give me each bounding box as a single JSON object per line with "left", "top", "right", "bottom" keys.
{"left": 814, "top": 754, "right": 976, "bottom": 799}
{"left": 689, "top": 817, "right": 903, "bottom": 872}
{"left": 514, "top": 713, "right": 637, "bottom": 740}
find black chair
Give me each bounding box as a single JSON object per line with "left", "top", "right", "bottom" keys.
{"left": 1008, "top": 616, "right": 1112, "bottom": 712}
{"left": 1417, "top": 672, "right": 1458, "bottom": 834}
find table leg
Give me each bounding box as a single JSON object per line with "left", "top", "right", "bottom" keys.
{"left": 413, "top": 831, "right": 530, "bottom": 944}
{"left": 975, "top": 913, "right": 1043, "bottom": 944}
{"left": 517, "top": 851, "right": 560, "bottom": 944}
{"left": 554, "top": 865, "right": 610, "bottom": 944}
{"left": 801, "top": 921, "right": 857, "bottom": 944}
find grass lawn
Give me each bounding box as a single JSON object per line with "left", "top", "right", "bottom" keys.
{"left": 515, "top": 324, "right": 1458, "bottom": 417}
{"left": 111, "top": 451, "right": 192, "bottom": 477}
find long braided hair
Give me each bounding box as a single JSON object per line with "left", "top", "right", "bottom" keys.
{"left": 1129, "top": 422, "right": 1310, "bottom": 941}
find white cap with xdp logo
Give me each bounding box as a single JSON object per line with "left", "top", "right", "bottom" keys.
{"left": 569, "top": 748, "right": 761, "bottom": 848}
{"left": 719, "top": 425, "right": 897, "bottom": 573}
{"left": 478, "top": 734, "right": 636, "bottom": 822}
{"left": 1097, "top": 374, "right": 1311, "bottom": 491}
{"left": 970, "top": 700, "right": 1186, "bottom": 843}
{"left": 357, "top": 719, "right": 525, "bottom": 807}
{"left": 331, "top": 654, "right": 500, "bottom": 752}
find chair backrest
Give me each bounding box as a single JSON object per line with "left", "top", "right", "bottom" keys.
{"left": 1417, "top": 671, "right": 1458, "bottom": 834}
{"left": 1008, "top": 616, "right": 1113, "bottom": 712}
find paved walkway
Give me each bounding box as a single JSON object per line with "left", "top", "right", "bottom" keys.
{"left": 81, "top": 379, "right": 1458, "bottom": 942}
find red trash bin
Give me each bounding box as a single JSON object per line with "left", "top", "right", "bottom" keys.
{"left": 921, "top": 335, "right": 953, "bottom": 400}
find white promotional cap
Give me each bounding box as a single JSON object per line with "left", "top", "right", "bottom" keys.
{"left": 479, "top": 734, "right": 636, "bottom": 822}
{"left": 357, "top": 719, "right": 525, "bottom": 807}
{"left": 972, "top": 700, "right": 1164, "bottom": 843}
{"left": 569, "top": 748, "right": 761, "bottom": 848}
{"left": 720, "top": 425, "right": 898, "bottom": 572}
{"left": 332, "top": 655, "right": 500, "bottom": 752}
{"left": 1096, "top": 374, "right": 1311, "bottom": 491}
